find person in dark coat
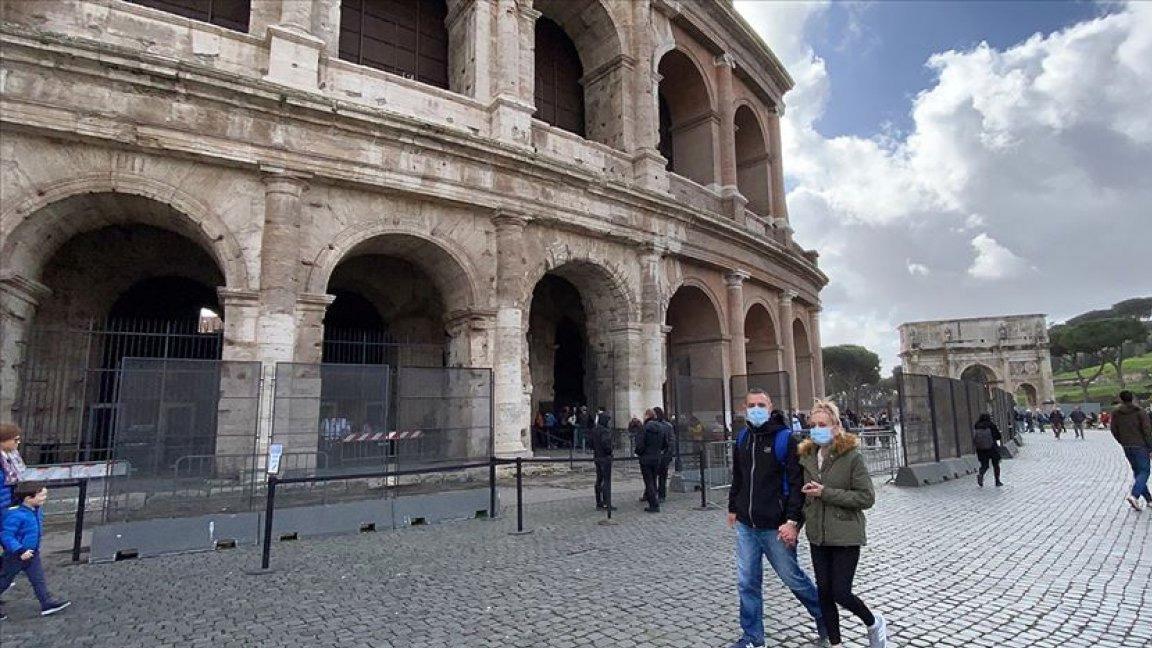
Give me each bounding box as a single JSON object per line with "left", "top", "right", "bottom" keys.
{"left": 1049, "top": 407, "right": 1066, "bottom": 439}
{"left": 635, "top": 409, "right": 666, "bottom": 512}
{"left": 590, "top": 417, "right": 616, "bottom": 510}
{"left": 972, "top": 413, "right": 1003, "bottom": 487}
{"left": 1069, "top": 407, "right": 1088, "bottom": 439}
{"left": 654, "top": 407, "right": 675, "bottom": 501}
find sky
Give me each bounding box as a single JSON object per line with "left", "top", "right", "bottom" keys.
{"left": 734, "top": 0, "right": 1151, "bottom": 372}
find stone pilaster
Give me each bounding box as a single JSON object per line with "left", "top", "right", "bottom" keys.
{"left": 767, "top": 106, "right": 788, "bottom": 221}
{"left": 778, "top": 290, "right": 799, "bottom": 411}
{"left": 629, "top": 0, "right": 670, "bottom": 192}
{"left": 487, "top": 0, "right": 537, "bottom": 147}
{"left": 294, "top": 293, "right": 335, "bottom": 365}
{"left": 263, "top": 2, "right": 325, "bottom": 91}
{"left": 446, "top": 308, "right": 496, "bottom": 368}
{"left": 725, "top": 271, "right": 749, "bottom": 378}
{"left": 216, "top": 287, "right": 260, "bottom": 362}
{"left": 638, "top": 246, "right": 667, "bottom": 411}
{"left": 492, "top": 213, "right": 530, "bottom": 456}
{"left": 257, "top": 168, "right": 311, "bottom": 365}
{"left": 0, "top": 275, "right": 51, "bottom": 423}
{"left": 809, "top": 306, "right": 826, "bottom": 398}
{"left": 715, "top": 54, "right": 738, "bottom": 189}
{"left": 447, "top": 0, "right": 495, "bottom": 100}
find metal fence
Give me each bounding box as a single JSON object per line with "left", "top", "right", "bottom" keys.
{"left": 896, "top": 372, "right": 1015, "bottom": 465}
{"left": 102, "top": 358, "right": 262, "bottom": 523}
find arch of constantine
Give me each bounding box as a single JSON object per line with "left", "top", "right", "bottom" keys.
{"left": 0, "top": 0, "right": 826, "bottom": 461}
{"left": 899, "top": 315, "right": 1055, "bottom": 407}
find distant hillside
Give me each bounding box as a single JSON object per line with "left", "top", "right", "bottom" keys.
{"left": 1051, "top": 351, "right": 1152, "bottom": 404}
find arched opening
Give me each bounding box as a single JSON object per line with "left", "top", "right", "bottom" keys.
{"left": 127, "top": 0, "right": 251, "bottom": 32}
{"left": 960, "top": 364, "right": 999, "bottom": 386}
{"left": 657, "top": 49, "right": 717, "bottom": 186}
{"left": 734, "top": 105, "right": 772, "bottom": 216}
{"left": 744, "top": 303, "right": 781, "bottom": 376}
{"left": 338, "top": 0, "right": 450, "bottom": 90}
{"left": 533, "top": 16, "right": 585, "bottom": 137}
{"left": 1015, "top": 383, "right": 1038, "bottom": 408}
{"left": 665, "top": 284, "right": 726, "bottom": 439}
{"left": 18, "top": 222, "right": 227, "bottom": 464}
{"left": 793, "top": 318, "right": 815, "bottom": 411}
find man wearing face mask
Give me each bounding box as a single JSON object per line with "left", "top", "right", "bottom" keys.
{"left": 727, "top": 389, "right": 827, "bottom": 648}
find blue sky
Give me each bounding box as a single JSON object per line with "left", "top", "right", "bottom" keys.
{"left": 812, "top": 1, "right": 1117, "bottom": 138}
{"left": 735, "top": 1, "right": 1151, "bottom": 371}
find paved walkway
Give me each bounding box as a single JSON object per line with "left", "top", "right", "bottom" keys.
{"left": 1, "top": 432, "right": 1149, "bottom": 647}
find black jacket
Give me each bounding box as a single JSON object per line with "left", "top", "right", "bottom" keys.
{"left": 728, "top": 422, "right": 804, "bottom": 529}
{"left": 590, "top": 425, "right": 614, "bottom": 458}
{"left": 973, "top": 418, "right": 1002, "bottom": 449}
{"left": 635, "top": 419, "right": 667, "bottom": 466}
{"left": 659, "top": 420, "right": 676, "bottom": 460}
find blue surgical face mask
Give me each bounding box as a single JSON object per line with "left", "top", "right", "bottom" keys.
{"left": 810, "top": 426, "right": 835, "bottom": 445}
{"left": 746, "top": 406, "right": 770, "bottom": 427}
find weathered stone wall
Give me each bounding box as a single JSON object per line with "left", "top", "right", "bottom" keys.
{"left": 0, "top": 0, "right": 827, "bottom": 456}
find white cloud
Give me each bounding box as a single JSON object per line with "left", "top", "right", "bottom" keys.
{"left": 737, "top": 2, "right": 1152, "bottom": 371}
{"left": 967, "top": 233, "right": 1028, "bottom": 280}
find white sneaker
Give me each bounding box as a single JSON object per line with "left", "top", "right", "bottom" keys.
{"left": 867, "top": 611, "right": 890, "bottom": 648}
{"left": 1126, "top": 495, "right": 1144, "bottom": 511}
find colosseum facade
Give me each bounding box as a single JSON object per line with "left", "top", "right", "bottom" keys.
{"left": 0, "top": 0, "right": 826, "bottom": 460}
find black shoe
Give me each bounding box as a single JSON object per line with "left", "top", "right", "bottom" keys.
{"left": 41, "top": 600, "right": 70, "bottom": 616}
{"left": 995, "top": 481, "right": 1004, "bottom": 487}
{"left": 644, "top": 506, "right": 660, "bottom": 513}
{"left": 977, "top": 474, "right": 984, "bottom": 487}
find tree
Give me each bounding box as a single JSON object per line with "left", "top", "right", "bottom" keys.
{"left": 823, "top": 344, "right": 882, "bottom": 411}
{"left": 1050, "top": 318, "right": 1148, "bottom": 397}
{"left": 1111, "top": 297, "right": 1152, "bottom": 321}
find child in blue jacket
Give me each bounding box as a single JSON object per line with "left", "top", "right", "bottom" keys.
{"left": 0, "top": 482, "right": 70, "bottom": 620}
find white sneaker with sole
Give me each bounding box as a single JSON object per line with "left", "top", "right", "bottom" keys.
{"left": 1126, "top": 495, "right": 1144, "bottom": 511}
{"left": 867, "top": 611, "right": 890, "bottom": 648}
{"left": 40, "top": 600, "right": 71, "bottom": 616}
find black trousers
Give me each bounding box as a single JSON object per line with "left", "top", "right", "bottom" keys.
{"left": 640, "top": 462, "right": 660, "bottom": 509}
{"left": 810, "top": 544, "right": 874, "bottom": 645}
{"left": 977, "top": 448, "right": 1001, "bottom": 482}
{"left": 594, "top": 457, "right": 612, "bottom": 506}
{"left": 657, "top": 457, "right": 672, "bottom": 499}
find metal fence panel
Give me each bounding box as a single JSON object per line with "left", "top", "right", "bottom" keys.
{"left": 395, "top": 366, "right": 493, "bottom": 470}
{"left": 929, "top": 376, "right": 958, "bottom": 460}
{"left": 897, "top": 373, "right": 936, "bottom": 465}
{"left": 103, "top": 358, "right": 262, "bottom": 522}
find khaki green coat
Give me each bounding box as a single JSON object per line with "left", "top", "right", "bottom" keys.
{"left": 798, "top": 435, "right": 875, "bottom": 547}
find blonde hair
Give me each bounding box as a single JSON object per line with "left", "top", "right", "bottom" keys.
{"left": 809, "top": 399, "right": 842, "bottom": 428}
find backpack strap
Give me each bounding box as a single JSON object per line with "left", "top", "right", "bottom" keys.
{"left": 774, "top": 428, "right": 792, "bottom": 497}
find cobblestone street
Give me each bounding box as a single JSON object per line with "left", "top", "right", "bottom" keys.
{"left": 1, "top": 432, "right": 1149, "bottom": 648}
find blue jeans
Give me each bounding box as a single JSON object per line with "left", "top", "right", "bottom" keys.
{"left": 0, "top": 553, "right": 53, "bottom": 609}
{"left": 1123, "top": 447, "right": 1151, "bottom": 501}
{"left": 736, "top": 522, "right": 824, "bottom": 644}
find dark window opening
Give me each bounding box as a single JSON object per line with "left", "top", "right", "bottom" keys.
{"left": 534, "top": 17, "right": 585, "bottom": 137}
{"left": 126, "top": 0, "right": 251, "bottom": 32}
{"left": 339, "top": 0, "right": 450, "bottom": 90}
{"left": 658, "top": 93, "right": 674, "bottom": 170}
{"left": 552, "top": 316, "right": 586, "bottom": 408}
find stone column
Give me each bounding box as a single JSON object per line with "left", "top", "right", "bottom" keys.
{"left": 638, "top": 246, "right": 667, "bottom": 411}
{"left": 216, "top": 288, "right": 260, "bottom": 362}
{"left": 294, "top": 293, "right": 335, "bottom": 365}
{"left": 767, "top": 106, "right": 788, "bottom": 221}
{"left": 446, "top": 309, "right": 496, "bottom": 368}
{"left": 0, "top": 275, "right": 51, "bottom": 424}
{"left": 488, "top": 0, "right": 537, "bottom": 146}
{"left": 493, "top": 213, "right": 530, "bottom": 456}
{"left": 809, "top": 306, "right": 826, "bottom": 398}
{"left": 447, "top": 0, "right": 495, "bottom": 100}
{"left": 257, "top": 168, "right": 311, "bottom": 365}
{"left": 263, "top": 2, "right": 326, "bottom": 91}
{"left": 725, "top": 271, "right": 749, "bottom": 378}
{"left": 778, "top": 290, "right": 799, "bottom": 411}
{"left": 629, "top": 0, "right": 670, "bottom": 192}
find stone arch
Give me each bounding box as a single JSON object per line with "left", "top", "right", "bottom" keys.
{"left": 744, "top": 301, "right": 781, "bottom": 376}
{"left": 733, "top": 103, "right": 772, "bottom": 216}
{"left": 792, "top": 317, "right": 815, "bottom": 410}
{"left": 664, "top": 276, "right": 728, "bottom": 338}
{"left": 1, "top": 176, "right": 250, "bottom": 290}
{"left": 305, "top": 224, "right": 482, "bottom": 313}
{"left": 960, "top": 363, "right": 1001, "bottom": 385}
{"left": 657, "top": 48, "right": 718, "bottom": 186}
{"left": 1014, "top": 382, "right": 1038, "bottom": 408}
{"left": 534, "top": 0, "right": 629, "bottom": 149}
{"left": 522, "top": 243, "right": 640, "bottom": 328}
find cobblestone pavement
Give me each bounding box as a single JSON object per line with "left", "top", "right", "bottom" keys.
{"left": 1, "top": 432, "right": 1149, "bottom": 648}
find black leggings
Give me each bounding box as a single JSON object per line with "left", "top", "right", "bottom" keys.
{"left": 977, "top": 449, "right": 1001, "bottom": 482}
{"left": 810, "top": 545, "right": 874, "bottom": 644}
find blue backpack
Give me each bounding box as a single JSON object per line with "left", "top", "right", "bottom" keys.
{"left": 736, "top": 426, "right": 794, "bottom": 496}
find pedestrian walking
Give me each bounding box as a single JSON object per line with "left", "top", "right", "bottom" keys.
{"left": 590, "top": 415, "right": 615, "bottom": 511}
{"left": 0, "top": 424, "right": 27, "bottom": 526}
{"left": 543, "top": 410, "right": 557, "bottom": 449}
{"left": 575, "top": 405, "right": 593, "bottom": 452}
{"left": 798, "top": 399, "right": 890, "bottom": 648}
{"left": 0, "top": 482, "right": 71, "bottom": 620}
{"left": 1069, "top": 407, "right": 1087, "bottom": 439}
{"left": 727, "top": 389, "right": 827, "bottom": 648}
{"left": 654, "top": 407, "right": 675, "bottom": 502}
{"left": 635, "top": 409, "right": 665, "bottom": 513}
{"left": 1050, "top": 407, "right": 1065, "bottom": 439}
{"left": 972, "top": 413, "right": 1004, "bottom": 487}
{"left": 1024, "top": 409, "right": 1035, "bottom": 433}
{"left": 1110, "top": 390, "right": 1152, "bottom": 511}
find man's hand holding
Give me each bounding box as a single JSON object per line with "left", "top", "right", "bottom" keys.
{"left": 727, "top": 512, "right": 737, "bottom": 528}
{"left": 777, "top": 521, "right": 798, "bottom": 548}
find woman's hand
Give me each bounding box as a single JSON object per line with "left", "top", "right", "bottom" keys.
{"left": 801, "top": 481, "right": 824, "bottom": 498}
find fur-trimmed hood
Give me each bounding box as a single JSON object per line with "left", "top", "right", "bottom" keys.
{"left": 798, "top": 431, "right": 859, "bottom": 457}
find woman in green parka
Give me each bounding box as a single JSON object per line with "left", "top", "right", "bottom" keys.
{"left": 798, "top": 399, "right": 890, "bottom": 648}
